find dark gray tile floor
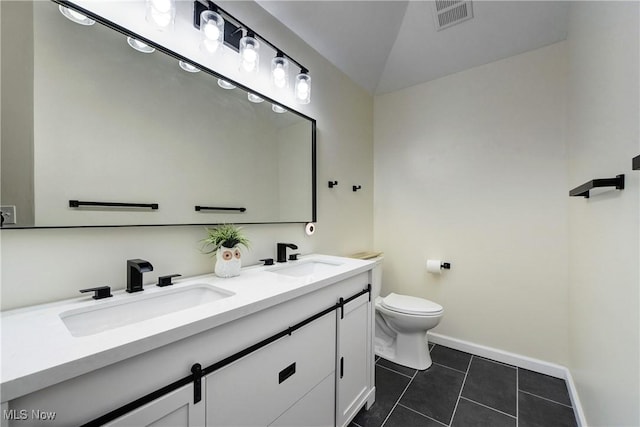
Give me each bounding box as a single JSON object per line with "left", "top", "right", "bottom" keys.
{"left": 351, "top": 344, "right": 578, "bottom": 427}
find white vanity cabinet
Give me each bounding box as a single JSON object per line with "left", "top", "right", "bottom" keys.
{"left": 105, "top": 383, "right": 205, "bottom": 427}
{"left": 205, "top": 313, "right": 336, "bottom": 426}
{"left": 336, "top": 293, "right": 373, "bottom": 427}
{"left": 2, "top": 260, "right": 376, "bottom": 427}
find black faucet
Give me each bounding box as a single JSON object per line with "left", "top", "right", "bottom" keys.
{"left": 276, "top": 243, "right": 298, "bottom": 263}
{"left": 127, "top": 259, "right": 154, "bottom": 293}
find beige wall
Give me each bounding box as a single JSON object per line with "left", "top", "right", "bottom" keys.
{"left": 0, "top": 1, "right": 374, "bottom": 310}
{"left": 374, "top": 42, "right": 570, "bottom": 365}
{"left": 1, "top": 1, "right": 35, "bottom": 226}
{"left": 566, "top": 2, "right": 639, "bottom": 425}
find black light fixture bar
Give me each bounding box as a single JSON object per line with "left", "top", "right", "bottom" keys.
{"left": 69, "top": 200, "right": 159, "bottom": 209}
{"left": 569, "top": 174, "right": 625, "bottom": 198}
{"left": 193, "top": 0, "right": 308, "bottom": 72}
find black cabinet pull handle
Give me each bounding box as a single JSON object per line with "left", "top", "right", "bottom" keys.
{"left": 279, "top": 362, "right": 296, "bottom": 384}
{"left": 191, "top": 363, "right": 202, "bottom": 404}
{"left": 340, "top": 357, "right": 344, "bottom": 379}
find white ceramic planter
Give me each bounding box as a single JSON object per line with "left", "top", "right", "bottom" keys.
{"left": 215, "top": 246, "right": 242, "bottom": 278}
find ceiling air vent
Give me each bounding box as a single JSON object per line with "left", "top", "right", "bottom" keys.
{"left": 433, "top": 0, "right": 473, "bottom": 31}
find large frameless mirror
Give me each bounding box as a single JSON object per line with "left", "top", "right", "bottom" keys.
{"left": 0, "top": 1, "right": 316, "bottom": 228}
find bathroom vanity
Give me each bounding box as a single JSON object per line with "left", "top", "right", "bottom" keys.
{"left": 0, "top": 255, "right": 377, "bottom": 426}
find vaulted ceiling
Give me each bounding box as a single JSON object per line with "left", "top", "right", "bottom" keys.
{"left": 257, "top": 1, "right": 569, "bottom": 95}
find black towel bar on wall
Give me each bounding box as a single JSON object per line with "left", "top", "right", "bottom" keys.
{"left": 195, "top": 206, "right": 246, "bottom": 212}
{"left": 569, "top": 174, "right": 625, "bottom": 198}
{"left": 69, "top": 200, "right": 159, "bottom": 209}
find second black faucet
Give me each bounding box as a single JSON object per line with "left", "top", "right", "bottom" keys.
{"left": 276, "top": 243, "right": 298, "bottom": 263}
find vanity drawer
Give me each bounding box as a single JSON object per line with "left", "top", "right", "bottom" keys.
{"left": 205, "top": 312, "right": 336, "bottom": 426}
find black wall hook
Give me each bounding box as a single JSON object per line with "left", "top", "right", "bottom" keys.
{"left": 328, "top": 181, "right": 338, "bottom": 188}
{"left": 352, "top": 185, "right": 362, "bottom": 192}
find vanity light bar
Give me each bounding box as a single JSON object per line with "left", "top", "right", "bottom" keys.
{"left": 192, "top": 1, "right": 310, "bottom": 85}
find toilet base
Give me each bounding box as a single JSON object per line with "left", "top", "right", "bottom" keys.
{"left": 375, "top": 332, "right": 432, "bottom": 371}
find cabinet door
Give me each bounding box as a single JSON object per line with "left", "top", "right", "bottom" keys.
{"left": 105, "top": 382, "right": 205, "bottom": 427}
{"left": 336, "top": 293, "right": 372, "bottom": 427}
{"left": 269, "top": 372, "right": 335, "bottom": 427}
{"left": 206, "top": 313, "right": 336, "bottom": 426}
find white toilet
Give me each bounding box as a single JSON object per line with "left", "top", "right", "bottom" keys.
{"left": 371, "top": 259, "right": 444, "bottom": 370}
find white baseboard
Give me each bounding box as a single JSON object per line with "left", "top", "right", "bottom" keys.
{"left": 427, "top": 332, "right": 588, "bottom": 426}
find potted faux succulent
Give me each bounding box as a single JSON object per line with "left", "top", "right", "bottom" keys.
{"left": 202, "top": 224, "right": 250, "bottom": 278}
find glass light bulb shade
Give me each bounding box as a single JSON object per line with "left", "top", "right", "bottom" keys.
{"left": 295, "top": 73, "right": 311, "bottom": 104}
{"left": 248, "top": 93, "right": 264, "bottom": 103}
{"left": 58, "top": 5, "right": 95, "bottom": 25}
{"left": 200, "top": 11, "right": 224, "bottom": 54}
{"left": 127, "top": 37, "right": 155, "bottom": 53}
{"left": 179, "top": 61, "right": 200, "bottom": 73}
{"left": 217, "top": 79, "right": 236, "bottom": 90}
{"left": 201, "top": 12, "right": 223, "bottom": 39}
{"left": 149, "top": 10, "right": 172, "bottom": 28}
{"left": 150, "top": 0, "right": 172, "bottom": 13}
{"left": 271, "top": 57, "right": 289, "bottom": 89}
{"left": 272, "top": 104, "right": 287, "bottom": 114}
{"left": 145, "top": 0, "right": 175, "bottom": 29}
{"left": 239, "top": 36, "right": 260, "bottom": 73}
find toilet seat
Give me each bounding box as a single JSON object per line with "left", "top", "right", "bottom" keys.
{"left": 381, "top": 293, "right": 443, "bottom": 316}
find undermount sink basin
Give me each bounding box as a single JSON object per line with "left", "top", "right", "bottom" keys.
{"left": 60, "top": 284, "right": 234, "bottom": 337}
{"left": 269, "top": 260, "right": 342, "bottom": 278}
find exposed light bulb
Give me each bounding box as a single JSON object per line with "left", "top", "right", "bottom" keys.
{"left": 296, "top": 81, "right": 309, "bottom": 97}
{"left": 239, "top": 36, "right": 259, "bottom": 74}
{"left": 242, "top": 47, "right": 257, "bottom": 63}
{"left": 150, "top": 10, "right": 172, "bottom": 28}
{"left": 150, "top": 0, "right": 172, "bottom": 14}
{"left": 200, "top": 10, "right": 224, "bottom": 54}
{"left": 204, "top": 22, "right": 220, "bottom": 41}
{"left": 271, "top": 56, "right": 289, "bottom": 90}
{"left": 146, "top": 0, "right": 175, "bottom": 29}
{"left": 273, "top": 66, "right": 285, "bottom": 80}
{"left": 295, "top": 72, "right": 311, "bottom": 104}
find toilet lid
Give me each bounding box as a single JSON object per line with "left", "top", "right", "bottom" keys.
{"left": 381, "top": 293, "right": 443, "bottom": 315}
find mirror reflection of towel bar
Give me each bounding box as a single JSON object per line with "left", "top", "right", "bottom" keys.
{"left": 195, "top": 206, "right": 246, "bottom": 212}
{"left": 69, "top": 200, "right": 158, "bottom": 209}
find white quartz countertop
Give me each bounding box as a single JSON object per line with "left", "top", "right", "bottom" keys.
{"left": 0, "top": 254, "right": 377, "bottom": 402}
